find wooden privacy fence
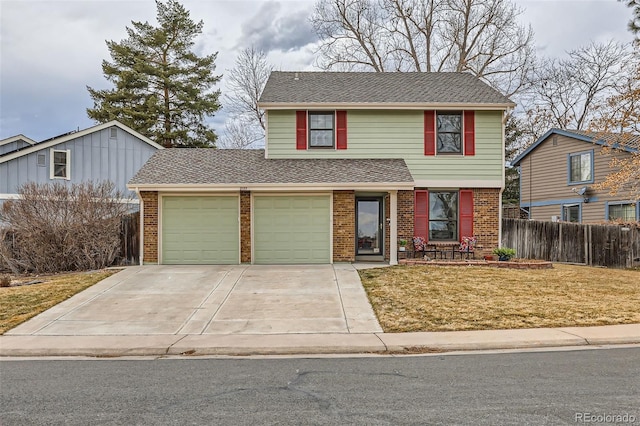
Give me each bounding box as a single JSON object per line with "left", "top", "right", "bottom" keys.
{"left": 117, "top": 212, "right": 139, "bottom": 265}
{"left": 502, "top": 218, "right": 640, "bottom": 269}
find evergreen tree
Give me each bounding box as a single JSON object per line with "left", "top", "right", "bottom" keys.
{"left": 87, "top": 0, "right": 221, "bottom": 147}
{"left": 503, "top": 115, "right": 524, "bottom": 206}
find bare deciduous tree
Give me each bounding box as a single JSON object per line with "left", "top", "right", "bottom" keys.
{"left": 0, "top": 181, "right": 131, "bottom": 273}
{"left": 218, "top": 118, "right": 265, "bottom": 149}
{"left": 525, "top": 41, "right": 634, "bottom": 133}
{"left": 221, "top": 46, "right": 273, "bottom": 148}
{"left": 311, "top": 0, "right": 535, "bottom": 96}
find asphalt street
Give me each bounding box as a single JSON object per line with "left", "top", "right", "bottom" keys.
{"left": 1, "top": 347, "right": 638, "bottom": 425}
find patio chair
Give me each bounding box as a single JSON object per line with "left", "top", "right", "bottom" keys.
{"left": 413, "top": 236, "right": 437, "bottom": 259}
{"left": 458, "top": 236, "right": 477, "bottom": 259}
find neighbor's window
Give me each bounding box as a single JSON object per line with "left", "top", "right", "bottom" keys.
{"left": 609, "top": 203, "right": 637, "bottom": 221}
{"left": 569, "top": 151, "right": 592, "bottom": 183}
{"left": 562, "top": 204, "right": 580, "bottom": 223}
{"left": 308, "top": 112, "right": 334, "bottom": 148}
{"left": 51, "top": 149, "right": 70, "bottom": 179}
{"left": 437, "top": 112, "right": 462, "bottom": 153}
{"left": 429, "top": 191, "right": 458, "bottom": 240}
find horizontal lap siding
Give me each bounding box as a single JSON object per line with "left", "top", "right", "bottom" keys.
{"left": 520, "top": 134, "right": 636, "bottom": 222}
{"left": 266, "top": 110, "right": 503, "bottom": 182}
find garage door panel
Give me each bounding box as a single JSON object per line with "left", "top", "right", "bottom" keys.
{"left": 254, "top": 195, "right": 330, "bottom": 264}
{"left": 162, "top": 196, "right": 239, "bottom": 264}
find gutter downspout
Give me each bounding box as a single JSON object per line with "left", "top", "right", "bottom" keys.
{"left": 499, "top": 109, "right": 510, "bottom": 248}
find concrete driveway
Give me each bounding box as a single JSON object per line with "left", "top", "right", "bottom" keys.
{"left": 6, "top": 264, "right": 382, "bottom": 336}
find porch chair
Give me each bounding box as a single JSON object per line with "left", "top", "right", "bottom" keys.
{"left": 413, "top": 236, "right": 437, "bottom": 259}
{"left": 458, "top": 236, "right": 477, "bottom": 259}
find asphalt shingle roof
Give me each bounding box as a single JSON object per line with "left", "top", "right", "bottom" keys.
{"left": 565, "top": 129, "right": 640, "bottom": 150}
{"left": 259, "top": 72, "right": 514, "bottom": 106}
{"left": 129, "top": 149, "right": 414, "bottom": 186}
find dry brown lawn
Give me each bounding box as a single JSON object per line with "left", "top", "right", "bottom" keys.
{"left": 359, "top": 264, "right": 640, "bottom": 332}
{"left": 0, "top": 270, "right": 119, "bottom": 334}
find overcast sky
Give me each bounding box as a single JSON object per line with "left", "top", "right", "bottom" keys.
{"left": 0, "top": 0, "right": 634, "bottom": 141}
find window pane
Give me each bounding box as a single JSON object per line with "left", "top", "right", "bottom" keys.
{"left": 310, "top": 130, "right": 334, "bottom": 147}
{"left": 581, "top": 153, "right": 592, "bottom": 181}
{"left": 563, "top": 205, "right": 580, "bottom": 223}
{"left": 54, "top": 151, "right": 67, "bottom": 164}
{"left": 609, "top": 204, "right": 636, "bottom": 221}
{"left": 53, "top": 151, "right": 67, "bottom": 178}
{"left": 570, "top": 152, "right": 591, "bottom": 182}
{"left": 437, "top": 114, "right": 461, "bottom": 133}
{"left": 309, "top": 113, "right": 333, "bottom": 130}
{"left": 429, "top": 192, "right": 458, "bottom": 241}
{"left": 437, "top": 133, "right": 461, "bottom": 153}
{"left": 429, "top": 221, "right": 457, "bottom": 240}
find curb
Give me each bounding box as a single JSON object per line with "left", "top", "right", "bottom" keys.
{"left": 2, "top": 325, "right": 640, "bottom": 357}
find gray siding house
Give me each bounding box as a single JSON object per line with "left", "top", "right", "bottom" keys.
{"left": 0, "top": 121, "right": 162, "bottom": 207}
{"left": 0, "top": 135, "right": 36, "bottom": 156}
{"left": 512, "top": 129, "right": 639, "bottom": 223}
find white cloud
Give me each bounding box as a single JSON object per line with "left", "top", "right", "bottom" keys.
{"left": 0, "top": 0, "right": 634, "bottom": 140}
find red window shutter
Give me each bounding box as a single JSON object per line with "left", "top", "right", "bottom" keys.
{"left": 459, "top": 190, "right": 474, "bottom": 240}
{"left": 414, "top": 190, "right": 429, "bottom": 241}
{"left": 296, "top": 111, "right": 307, "bottom": 150}
{"left": 336, "top": 110, "right": 347, "bottom": 149}
{"left": 424, "top": 111, "right": 435, "bottom": 156}
{"left": 463, "top": 111, "right": 475, "bottom": 156}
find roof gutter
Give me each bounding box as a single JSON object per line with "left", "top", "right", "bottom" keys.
{"left": 258, "top": 102, "right": 516, "bottom": 110}
{"left": 127, "top": 182, "right": 416, "bottom": 192}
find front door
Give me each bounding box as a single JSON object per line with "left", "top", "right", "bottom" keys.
{"left": 356, "top": 198, "right": 383, "bottom": 256}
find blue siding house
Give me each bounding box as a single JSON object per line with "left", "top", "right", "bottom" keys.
{"left": 0, "top": 121, "right": 163, "bottom": 207}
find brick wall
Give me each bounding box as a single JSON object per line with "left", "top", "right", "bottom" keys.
{"left": 240, "top": 191, "right": 251, "bottom": 263}
{"left": 398, "top": 190, "right": 414, "bottom": 247}
{"left": 333, "top": 190, "right": 355, "bottom": 262}
{"left": 470, "top": 188, "right": 500, "bottom": 256}
{"left": 140, "top": 191, "right": 158, "bottom": 264}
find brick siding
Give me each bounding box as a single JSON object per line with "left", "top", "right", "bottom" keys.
{"left": 333, "top": 190, "right": 355, "bottom": 262}
{"left": 398, "top": 190, "right": 414, "bottom": 249}
{"left": 140, "top": 191, "right": 158, "bottom": 264}
{"left": 470, "top": 188, "right": 500, "bottom": 257}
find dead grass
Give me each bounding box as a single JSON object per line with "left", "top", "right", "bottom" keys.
{"left": 359, "top": 264, "right": 640, "bottom": 333}
{"left": 0, "top": 270, "right": 119, "bottom": 334}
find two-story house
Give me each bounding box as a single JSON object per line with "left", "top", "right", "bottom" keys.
{"left": 128, "top": 72, "right": 514, "bottom": 265}
{"left": 0, "top": 121, "right": 163, "bottom": 209}
{"left": 512, "top": 129, "right": 640, "bottom": 223}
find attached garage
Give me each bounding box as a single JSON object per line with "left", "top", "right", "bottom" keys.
{"left": 253, "top": 195, "right": 331, "bottom": 264}
{"left": 161, "top": 195, "right": 239, "bottom": 264}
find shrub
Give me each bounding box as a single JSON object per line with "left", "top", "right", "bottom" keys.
{"left": 493, "top": 247, "right": 517, "bottom": 260}
{"left": 0, "top": 275, "right": 10, "bottom": 287}
{"left": 0, "top": 181, "right": 130, "bottom": 273}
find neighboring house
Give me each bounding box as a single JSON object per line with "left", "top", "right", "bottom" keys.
{"left": 128, "top": 72, "right": 514, "bottom": 265}
{"left": 0, "top": 121, "right": 163, "bottom": 208}
{"left": 511, "top": 129, "right": 640, "bottom": 223}
{"left": 0, "top": 135, "right": 37, "bottom": 156}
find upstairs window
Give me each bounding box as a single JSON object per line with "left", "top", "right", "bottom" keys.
{"left": 436, "top": 112, "right": 462, "bottom": 153}
{"left": 424, "top": 111, "right": 474, "bottom": 156}
{"left": 308, "top": 112, "right": 334, "bottom": 148}
{"left": 568, "top": 151, "right": 593, "bottom": 184}
{"left": 50, "top": 149, "right": 70, "bottom": 180}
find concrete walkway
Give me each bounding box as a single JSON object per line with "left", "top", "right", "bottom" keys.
{"left": 1, "top": 265, "right": 639, "bottom": 357}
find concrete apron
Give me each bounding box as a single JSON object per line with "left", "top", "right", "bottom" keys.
{"left": 5, "top": 264, "right": 383, "bottom": 337}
